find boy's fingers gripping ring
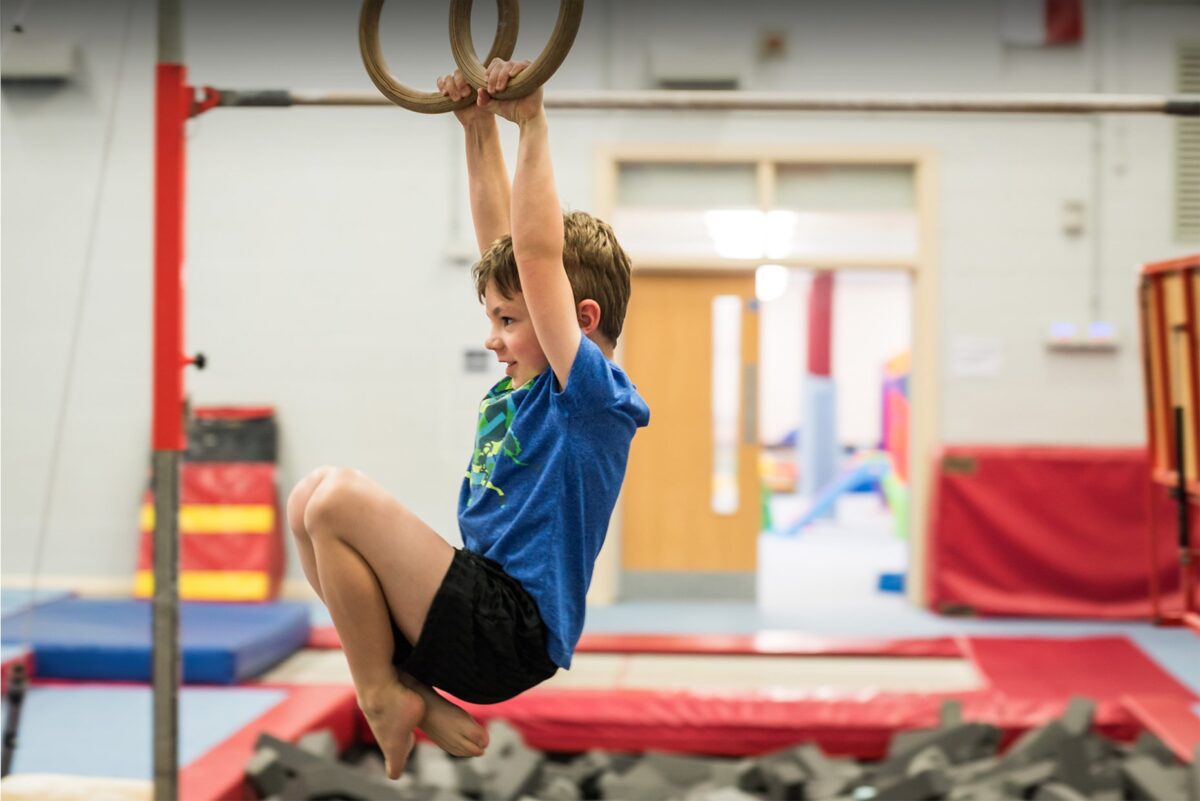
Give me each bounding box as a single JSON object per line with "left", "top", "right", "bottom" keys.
{"left": 359, "top": 0, "right": 520, "bottom": 113}
{"left": 449, "top": 0, "right": 584, "bottom": 101}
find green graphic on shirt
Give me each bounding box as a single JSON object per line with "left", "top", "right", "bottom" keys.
{"left": 465, "top": 376, "right": 533, "bottom": 502}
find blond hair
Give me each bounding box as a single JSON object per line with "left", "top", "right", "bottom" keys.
{"left": 471, "top": 211, "right": 632, "bottom": 345}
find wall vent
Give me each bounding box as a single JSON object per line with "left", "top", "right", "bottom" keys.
{"left": 1177, "top": 42, "right": 1200, "bottom": 241}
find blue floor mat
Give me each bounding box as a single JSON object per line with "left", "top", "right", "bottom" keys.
{"left": 5, "top": 685, "right": 286, "bottom": 778}
{"left": 0, "top": 597, "right": 310, "bottom": 684}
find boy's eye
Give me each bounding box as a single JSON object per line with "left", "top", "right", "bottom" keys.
{"left": 501, "top": 317, "right": 514, "bottom": 326}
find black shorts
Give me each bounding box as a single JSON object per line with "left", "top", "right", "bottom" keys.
{"left": 390, "top": 548, "right": 558, "bottom": 704}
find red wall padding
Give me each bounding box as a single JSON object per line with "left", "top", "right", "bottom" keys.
{"left": 927, "top": 446, "right": 1199, "bottom": 618}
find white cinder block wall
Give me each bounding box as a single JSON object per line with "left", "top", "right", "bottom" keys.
{"left": 3, "top": 0, "right": 1196, "bottom": 585}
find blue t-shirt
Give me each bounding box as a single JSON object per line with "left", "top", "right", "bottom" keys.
{"left": 457, "top": 336, "right": 650, "bottom": 669}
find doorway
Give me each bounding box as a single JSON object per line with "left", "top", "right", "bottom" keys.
{"left": 589, "top": 146, "right": 939, "bottom": 608}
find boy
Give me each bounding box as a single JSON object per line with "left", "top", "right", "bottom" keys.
{"left": 286, "top": 58, "right": 649, "bottom": 779}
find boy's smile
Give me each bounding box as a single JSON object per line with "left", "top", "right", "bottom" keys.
{"left": 483, "top": 283, "right": 550, "bottom": 388}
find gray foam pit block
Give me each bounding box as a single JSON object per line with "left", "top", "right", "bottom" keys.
{"left": 941, "top": 699, "right": 964, "bottom": 728}
{"left": 485, "top": 720, "right": 527, "bottom": 756}
{"left": 1052, "top": 734, "right": 1092, "bottom": 795}
{"left": 734, "top": 759, "right": 768, "bottom": 794}
{"left": 761, "top": 758, "right": 806, "bottom": 800}
{"left": 255, "top": 732, "right": 411, "bottom": 799}
{"left": 297, "top": 728, "right": 339, "bottom": 761}
{"left": 415, "top": 742, "right": 460, "bottom": 792}
{"left": 998, "top": 722, "right": 1069, "bottom": 769}
{"left": 1192, "top": 746, "right": 1200, "bottom": 801}
{"left": 796, "top": 744, "right": 861, "bottom": 797}
{"left": 945, "top": 756, "right": 1000, "bottom": 785}
{"left": 244, "top": 745, "right": 289, "bottom": 797}
{"left": 907, "top": 745, "right": 951, "bottom": 777}
{"left": 455, "top": 756, "right": 492, "bottom": 796}
{"left": 356, "top": 750, "right": 387, "bottom": 776}
{"left": 279, "top": 763, "right": 414, "bottom": 800}
{"left": 1000, "top": 760, "right": 1058, "bottom": 796}
{"left": 486, "top": 743, "right": 544, "bottom": 801}
{"left": 534, "top": 774, "right": 583, "bottom": 801}
{"left": 873, "top": 768, "right": 951, "bottom": 801}
{"left": 1034, "top": 781, "right": 1092, "bottom": 801}
{"left": 1059, "top": 697, "right": 1094, "bottom": 738}
{"left": 599, "top": 760, "right": 676, "bottom": 801}
{"left": 543, "top": 749, "right": 612, "bottom": 791}
{"left": 642, "top": 751, "right": 720, "bottom": 786}
{"left": 1121, "top": 754, "right": 1189, "bottom": 801}
{"left": 1133, "top": 731, "right": 1180, "bottom": 766}
{"left": 686, "top": 786, "right": 764, "bottom": 801}
{"left": 884, "top": 723, "right": 1001, "bottom": 774}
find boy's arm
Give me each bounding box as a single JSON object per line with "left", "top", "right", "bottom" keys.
{"left": 511, "top": 111, "right": 580, "bottom": 389}
{"left": 482, "top": 62, "right": 580, "bottom": 389}
{"left": 463, "top": 119, "right": 511, "bottom": 255}
{"left": 438, "top": 70, "right": 512, "bottom": 254}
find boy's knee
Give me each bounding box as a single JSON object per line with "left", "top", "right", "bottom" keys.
{"left": 302, "top": 466, "right": 363, "bottom": 536}
{"left": 286, "top": 466, "right": 338, "bottom": 535}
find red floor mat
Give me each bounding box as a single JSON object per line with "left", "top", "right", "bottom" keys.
{"left": 964, "top": 636, "right": 1198, "bottom": 702}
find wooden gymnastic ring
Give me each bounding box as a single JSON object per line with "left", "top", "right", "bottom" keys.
{"left": 359, "top": 0, "right": 519, "bottom": 113}
{"left": 449, "top": 0, "right": 583, "bottom": 101}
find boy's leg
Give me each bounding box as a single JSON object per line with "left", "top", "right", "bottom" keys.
{"left": 298, "top": 467, "right": 485, "bottom": 775}
{"left": 288, "top": 468, "right": 488, "bottom": 759}
{"left": 286, "top": 466, "right": 334, "bottom": 602}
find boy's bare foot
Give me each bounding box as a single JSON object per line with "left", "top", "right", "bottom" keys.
{"left": 415, "top": 690, "right": 489, "bottom": 758}
{"left": 359, "top": 684, "right": 427, "bottom": 780}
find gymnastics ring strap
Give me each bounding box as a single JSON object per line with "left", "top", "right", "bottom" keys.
{"left": 449, "top": 0, "right": 583, "bottom": 100}
{"left": 359, "top": 0, "right": 519, "bottom": 113}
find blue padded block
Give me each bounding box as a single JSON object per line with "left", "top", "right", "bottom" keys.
{"left": 0, "top": 598, "right": 310, "bottom": 684}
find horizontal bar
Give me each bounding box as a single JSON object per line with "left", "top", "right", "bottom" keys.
{"left": 215, "top": 88, "right": 1200, "bottom": 116}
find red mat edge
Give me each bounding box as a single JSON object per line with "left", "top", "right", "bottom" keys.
{"left": 181, "top": 684, "right": 358, "bottom": 801}
{"left": 307, "top": 627, "right": 965, "bottom": 658}
{"left": 1122, "top": 693, "right": 1200, "bottom": 764}
{"left": 351, "top": 687, "right": 1141, "bottom": 761}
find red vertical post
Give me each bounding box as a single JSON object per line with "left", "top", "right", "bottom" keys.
{"left": 152, "top": 10, "right": 188, "bottom": 794}
{"left": 153, "top": 62, "right": 189, "bottom": 450}
{"left": 807, "top": 271, "right": 834, "bottom": 377}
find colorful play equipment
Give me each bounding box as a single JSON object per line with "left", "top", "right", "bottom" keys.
{"left": 771, "top": 349, "right": 911, "bottom": 540}
{"left": 881, "top": 351, "right": 910, "bottom": 483}
{"left": 776, "top": 452, "right": 892, "bottom": 537}
{"left": 1137, "top": 253, "right": 1200, "bottom": 632}
{"left": 880, "top": 350, "right": 911, "bottom": 539}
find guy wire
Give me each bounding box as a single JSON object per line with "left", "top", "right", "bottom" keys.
{"left": 23, "top": 0, "right": 141, "bottom": 644}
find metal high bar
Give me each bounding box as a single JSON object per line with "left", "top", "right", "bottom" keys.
{"left": 208, "top": 88, "right": 1200, "bottom": 116}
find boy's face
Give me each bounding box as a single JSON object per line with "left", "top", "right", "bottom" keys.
{"left": 482, "top": 282, "right": 550, "bottom": 388}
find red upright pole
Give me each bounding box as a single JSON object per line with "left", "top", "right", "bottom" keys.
{"left": 153, "top": 62, "right": 188, "bottom": 452}
{"left": 152, "top": 2, "right": 188, "bottom": 797}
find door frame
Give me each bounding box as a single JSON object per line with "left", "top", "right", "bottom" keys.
{"left": 587, "top": 144, "right": 940, "bottom": 609}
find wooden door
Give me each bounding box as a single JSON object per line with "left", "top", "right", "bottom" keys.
{"left": 621, "top": 272, "right": 760, "bottom": 571}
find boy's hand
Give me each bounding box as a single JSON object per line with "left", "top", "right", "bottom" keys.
{"left": 436, "top": 69, "right": 492, "bottom": 128}
{"left": 476, "top": 59, "right": 541, "bottom": 126}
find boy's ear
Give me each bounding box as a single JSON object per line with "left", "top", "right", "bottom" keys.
{"left": 577, "top": 299, "right": 602, "bottom": 336}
